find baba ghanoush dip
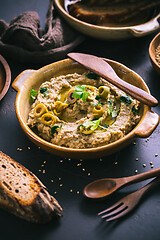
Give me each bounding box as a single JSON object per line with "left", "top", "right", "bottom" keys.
{"left": 27, "top": 72, "right": 140, "bottom": 148}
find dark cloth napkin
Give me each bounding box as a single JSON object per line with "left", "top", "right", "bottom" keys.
{"left": 0, "top": 0, "right": 84, "bottom": 64}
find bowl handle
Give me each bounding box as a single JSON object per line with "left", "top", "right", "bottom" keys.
{"left": 134, "top": 110, "right": 159, "bottom": 138}
{"left": 129, "top": 14, "right": 160, "bottom": 37}
{"left": 12, "top": 69, "right": 35, "bottom": 92}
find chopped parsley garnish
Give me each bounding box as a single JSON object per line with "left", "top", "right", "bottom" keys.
{"left": 86, "top": 72, "right": 100, "bottom": 80}
{"left": 108, "top": 100, "right": 113, "bottom": 105}
{"left": 78, "top": 117, "right": 102, "bottom": 131}
{"left": 95, "top": 95, "right": 101, "bottom": 100}
{"left": 132, "top": 105, "right": 138, "bottom": 115}
{"left": 72, "top": 85, "right": 89, "bottom": 101}
{"left": 51, "top": 124, "right": 63, "bottom": 135}
{"left": 120, "top": 95, "right": 133, "bottom": 104}
{"left": 104, "top": 124, "right": 109, "bottom": 128}
{"left": 92, "top": 102, "right": 102, "bottom": 106}
{"left": 30, "top": 89, "right": 38, "bottom": 101}
{"left": 107, "top": 105, "right": 118, "bottom": 118}
{"left": 40, "top": 87, "right": 48, "bottom": 96}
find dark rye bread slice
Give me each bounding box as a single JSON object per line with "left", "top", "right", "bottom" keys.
{"left": 0, "top": 151, "right": 63, "bottom": 223}
{"left": 68, "top": 0, "right": 160, "bottom": 26}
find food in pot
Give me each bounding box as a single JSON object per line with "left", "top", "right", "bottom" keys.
{"left": 65, "top": 0, "right": 160, "bottom": 27}
{"left": 27, "top": 72, "right": 140, "bottom": 149}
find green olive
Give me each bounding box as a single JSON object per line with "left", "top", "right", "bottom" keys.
{"left": 98, "top": 86, "right": 110, "bottom": 99}
{"left": 93, "top": 105, "right": 104, "bottom": 118}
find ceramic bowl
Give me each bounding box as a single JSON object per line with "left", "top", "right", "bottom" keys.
{"left": 12, "top": 58, "right": 159, "bottom": 159}
{"left": 149, "top": 32, "right": 160, "bottom": 75}
{"left": 0, "top": 54, "right": 11, "bottom": 101}
{"left": 54, "top": 0, "right": 160, "bottom": 40}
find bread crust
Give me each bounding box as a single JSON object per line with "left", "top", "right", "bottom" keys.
{"left": 0, "top": 151, "right": 63, "bottom": 223}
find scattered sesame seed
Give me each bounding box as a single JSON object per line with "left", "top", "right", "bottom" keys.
{"left": 43, "top": 161, "right": 46, "bottom": 164}
{"left": 42, "top": 170, "right": 46, "bottom": 174}
{"left": 54, "top": 191, "right": 57, "bottom": 194}
{"left": 88, "top": 173, "right": 91, "bottom": 176}
{"left": 114, "top": 162, "right": 118, "bottom": 165}
{"left": 133, "top": 142, "right": 136, "bottom": 145}
{"left": 135, "top": 170, "right": 138, "bottom": 173}
{"left": 150, "top": 162, "right": 153, "bottom": 165}
{"left": 70, "top": 189, "right": 73, "bottom": 192}
{"left": 136, "top": 158, "right": 139, "bottom": 161}
{"left": 17, "top": 148, "right": 22, "bottom": 151}
{"left": 60, "top": 184, "right": 63, "bottom": 187}
{"left": 39, "top": 169, "right": 41, "bottom": 172}
{"left": 77, "top": 163, "right": 82, "bottom": 166}
{"left": 68, "top": 158, "right": 71, "bottom": 161}
{"left": 155, "top": 154, "right": 158, "bottom": 157}
{"left": 99, "top": 158, "right": 103, "bottom": 161}
{"left": 59, "top": 177, "right": 61, "bottom": 180}
{"left": 38, "top": 146, "right": 41, "bottom": 149}
{"left": 82, "top": 168, "right": 85, "bottom": 171}
{"left": 27, "top": 146, "right": 31, "bottom": 150}
{"left": 143, "top": 164, "right": 146, "bottom": 167}
{"left": 51, "top": 179, "right": 54, "bottom": 182}
{"left": 41, "top": 164, "right": 44, "bottom": 167}
{"left": 80, "top": 159, "right": 83, "bottom": 162}
{"left": 60, "top": 160, "right": 63, "bottom": 163}
{"left": 151, "top": 165, "right": 154, "bottom": 168}
{"left": 77, "top": 191, "right": 80, "bottom": 194}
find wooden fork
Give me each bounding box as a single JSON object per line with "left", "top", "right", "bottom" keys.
{"left": 98, "top": 177, "right": 160, "bottom": 221}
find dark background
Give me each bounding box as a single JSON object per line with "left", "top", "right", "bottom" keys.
{"left": 0, "top": 1, "right": 160, "bottom": 239}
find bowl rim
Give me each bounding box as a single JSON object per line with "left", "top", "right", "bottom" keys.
{"left": 55, "top": 0, "right": 160, "bottom": 31}
{"left": 149, "top": 32, "right": 160, "bottom": 70}
{"left": 0, "top": 54, "right": 11, "bottom": 101}
{"left": 14, "top": 58, "right": 152, "bottom": 154}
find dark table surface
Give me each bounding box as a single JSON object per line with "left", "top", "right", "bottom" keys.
{"left": 0, "top": 1, "right": 160, "bottom": 240}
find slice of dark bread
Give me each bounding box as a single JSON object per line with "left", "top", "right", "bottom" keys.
{"left": 0, "top": 151, "right": 62, "bottom": 223}
{"left": 68, "top": 0, "right": 160, "bottom": 26}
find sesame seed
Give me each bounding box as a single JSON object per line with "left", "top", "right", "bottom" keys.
{"left": 82, "top": 168, "right": 85, "bottom": 171}
{"left": 51, "top": 179, "right": 54, "bottom": 182}
{"left": 59, "top": 177, "right": 61, "bottom": 180}
{"left": 17, "top": 148, "right": 22, "bottom": 151}
{"left": 155, "top": 154, "right": 158, "bottom": 157}
{"left": 43, "top": 161, "right": 46, "bottom": 164}
{"left": 77, "top": 191, "right": 80, "bottom": 194}
{"left": 60, "top": 160, "right": 63, "bottom": 163}
{"left": 135, "top": 170, "right": 138, "bottom": 173}
{"left": 41, "top": 164, "right": 44, "bottom": 167}
{"left": 70, "top": 189, "right": 73, "bottom": 192}
{"left": 88, "top": 173, "right": 91, "bottom": 176}
{"left": 54, "top": 191, "right": 57, "bottom": 194}
{"left": 60, "top": 184, "right": 63, "bottom": 187}
{"left": 114, "top": 162, "right": 118, "bottom": 165}
{"left": 77, "top": 163, "right": 82, "bottom": 166}
{"left": 42, "top": 170, "right": 46, "bottom": 174}
{"left": 150, "top": 162, "right": 153, "bottom": 165}
{"left": 143, "top": 164, "right": 146, "bottom": 167}
{"left": 151, "top": 165, "right": 154, "bottom": 168}
{"left": 133, "top": 142, "right": 136, "bottom": 145}
{"left": 27, "top": 146, "right": 31, "bottom": 150}
{"left": 39, "top": 169, "right": 41, "bottom": 172}
{"left": 99, "top": 158, "right": 103, "bottom": 162}
{"left": 136, "top": 158, "right": 139, "bottom": 161}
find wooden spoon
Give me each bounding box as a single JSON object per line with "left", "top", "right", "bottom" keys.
{"left": 83, "top": 167, "right": 160, "bottom": 199}
{"left": 68, "top": 53, "right": 158, "bottom": 107}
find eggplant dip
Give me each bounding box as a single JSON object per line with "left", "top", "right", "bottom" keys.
{"left": 27, "top": 72, "right": 140, "bottom": 149}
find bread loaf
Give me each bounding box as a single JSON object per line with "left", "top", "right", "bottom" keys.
{"left": 0, "top": 151, "right": 63, "bottom": 223}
